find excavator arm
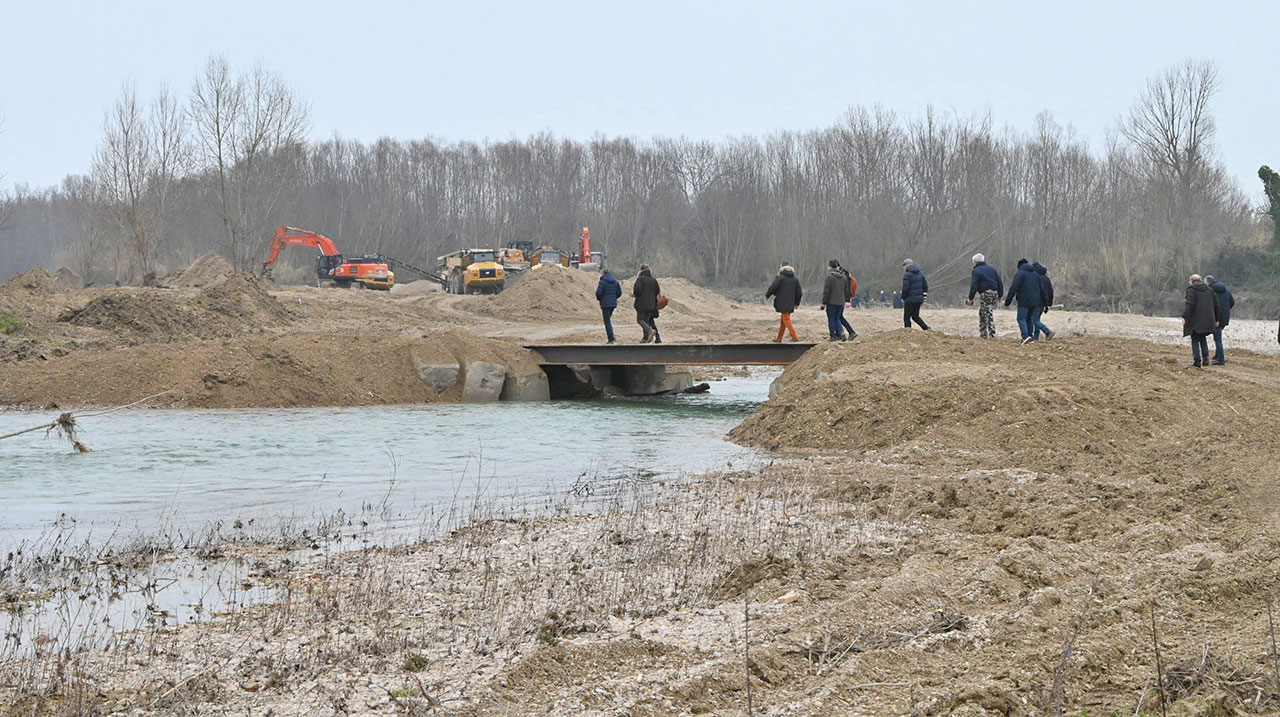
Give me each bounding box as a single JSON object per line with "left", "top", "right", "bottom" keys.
{"left": 261, "top": 226, "right": 343, "bottom": 276}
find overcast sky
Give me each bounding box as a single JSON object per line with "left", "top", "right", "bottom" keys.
{"left": 1, "top": 0, "right": 1275, "bottom": 197}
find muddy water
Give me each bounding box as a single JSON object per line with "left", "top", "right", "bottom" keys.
{"left": 0, "top": 376, "right": 771, "bottom": 547}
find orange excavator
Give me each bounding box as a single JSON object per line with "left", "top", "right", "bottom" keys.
{"left": 260, "top": 226, "right": 394, "bottom": 290}
{"left": 573, "top": 226, "right": 604, "bottom": 271}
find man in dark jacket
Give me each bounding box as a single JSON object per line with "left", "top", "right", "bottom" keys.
{"left": 966, "top": 253, "right": 1003, "bottom": 339}
{"left": 1030, "top": 262, "right": 1055, "bottom": 341}
{"left": 633, "top": 265, "right": 661, "bottom": 343}
{"left": 1004, "top": 259, "right": 1042, "bottom": 344}
{"left": 1181, "top": 274, "right": 1221, "bottom": 369}
{"left": 595, "top": 269, "right": 623, "bottom": 344}
{"left": 821, "top": 260, "right": 849, "bottom": 341}
{"left": 1205, "top": 275, "right": 1235, "bottom": 365}
{"left": 765, "top": 264, "right": 802, "bottom": 342}
{"left": 836, "top": 261, "right": 858, "bottom": 339}
{"left": 900, "top": 259, "right": 930, "bottom": 330}
{"left": 892, "top": 291, "right": 903, "bottom": 309}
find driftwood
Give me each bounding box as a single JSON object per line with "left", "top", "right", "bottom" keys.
{"left": 0, "top": 390, "right": 174, "bottom": 451}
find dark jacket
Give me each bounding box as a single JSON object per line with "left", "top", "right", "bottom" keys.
{"left": 1033, "top": 263, "right": 1054, "bottom": 308}
{"left": 892, "top": 292, "right": 903, "bottom": 308}
{"left": 968, "top": 261, "right": 1003, "bottom": 300}
{"left": 821, "top": 269, "right": 849, "bottom": 306}
{"left": 1209, "top": 281, "right": 1235, "bottom": 328}
{"left": 595, "top": 272, "right": 623, "bottom": 309}
{"left": 901, "top": 265, "right": 928, "bottom": 304}
{"left": 1005, "top": 263, "right": 1043, "bottom": 308}
{"left": 765, "top": 268, "right": 802, "bottom": 313}
{"left": 633, "top": 270, "right": 660, "bottom": 312}
{"left": 1182, "top": 282, "right": 1221, "bottom": 336}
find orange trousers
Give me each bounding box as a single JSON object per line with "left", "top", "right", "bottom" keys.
{"left": 775, "top": 313, "right": 798, "bottom": 342}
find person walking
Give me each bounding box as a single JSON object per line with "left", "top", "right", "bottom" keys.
{"left": 1182, "top": 274, "right": 1220, "bottom": 368}
{"left": 765, "top": 264, "right": 802, "bottom": 342}
{"left": 900, "top": 259, "right": 930, "bottom": 330}
{"left": 633, "top": 264, "right": 662, "bottom": 344}
{"left": 1004, "top": 258, "right": 1043, "bottom": 344}
{"left": 878, "top": 290, "right": 887, "bottom": 306}
{"left": 821, "top": 260, "right": 850, "bottom": 341}
{"left": 1205, "top": 275, "right": 1235, "bottom": 365}
{"left": 1030, "top": 262, "right": 1055, "bottom": 341}
{"left": 892, "top": 291, "right": 903, "bottom": 309}
{"left": 837, "top": 261, "right": 858, "bottom": 338}
{"left": 595, "top": 269, "right": 623, "bottom": 344}
{"left": 966, "top": 253, "right": 1003, "bottom": 339}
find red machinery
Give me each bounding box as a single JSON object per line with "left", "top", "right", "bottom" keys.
{"left": 260, "top": 226, "right": 394, "bottom": 290}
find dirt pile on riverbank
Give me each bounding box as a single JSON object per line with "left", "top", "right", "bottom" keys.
{"left": 0, "top": 328, "right": 544, "bottom": 409}
{"left": 731, "top": 329, "right": 1275, "bottom": 477}
{"left": 58, "top": 272, "right": 293, "bottom": 343}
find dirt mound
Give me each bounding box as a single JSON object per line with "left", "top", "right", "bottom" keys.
{"left": 2, "top": 268, "right": 57, "bottom": 294}
{"left": 476, "top": 264, "right": 601, "bottom": 321}
{"left": 166, "top": 253, "right": 236, "bottom": 288}
{"left": 389, "top": 279, "right": 443, "bottom": 295}
{"left": 53, "top": 267, "right": 82, "bottom": 290}
{"left": 58, "top": 274, "right": 292, "bottom": 343}
{"left": 0, "top": 329, "right": 544, "bottom": 409}
{"left": 731, "top": 330, "right": 1277, "bottom": 478}
{"left": 58, "top": 290, "right": 201, "bottom": 339}
{"left": 646, "top": 276, "right": 743, "bottom": 315}
{"left": 196, "top": 272, "right": 293, "bottom": 326}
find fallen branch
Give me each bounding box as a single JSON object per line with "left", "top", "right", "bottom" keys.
{"left": 0, "top": 390, "right": 174, "bottom": 451}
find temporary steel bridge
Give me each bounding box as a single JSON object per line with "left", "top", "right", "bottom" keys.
{"left": 525, "top": 343, "right": 816, "bottom": 366}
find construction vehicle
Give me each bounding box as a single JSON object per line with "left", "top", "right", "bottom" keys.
{"left": 498, "top": 240, "right": 534, "bottom": 274}
{"left": 572, "top": 226, "right": 604, "bottom": 272}
{"left": 529, "top": 246, "right": 571, "bottom": 270}
{"left": 439, "top": 248, "right": 506, "bottom": 294}
{"left": 261, "top": 226, "right": 394, "bottom": 290}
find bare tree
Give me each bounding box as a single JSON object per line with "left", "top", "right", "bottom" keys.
{"left": 189, "top": 55, "right": 309, "bottom": 269}
{"left": 90, "top": 84, "right": 188, "bottom": 282}
{"left": 1121, "top": 59, "right": 1221, "bottom": 188}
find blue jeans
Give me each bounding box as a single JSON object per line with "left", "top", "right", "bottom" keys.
{"left": 1031, "top": 307, "right": 1052, "bottom": 339}
{"left": 1212, "top": 328, "right": 1225, "bottom": 362}
{"left": 825, "top": 304, "right": 845, "bottom": 338}
{"left": 601, "top": 306, "right": 615, "bottom": 342}
{"left": 1016, "top": 305, "right": 1034, "bottom": 340}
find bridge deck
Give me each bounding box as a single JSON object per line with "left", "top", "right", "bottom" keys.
{"left": 526, "top": 342, "right": 817, "bottom": 366}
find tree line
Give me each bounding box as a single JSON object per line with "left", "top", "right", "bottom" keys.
{"left": 0, "top": 57, "right": 1271, "bottom": 304}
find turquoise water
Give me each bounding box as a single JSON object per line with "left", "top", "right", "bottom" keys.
{"left": 0, "top": 377, "right": 770, "bottom": 547}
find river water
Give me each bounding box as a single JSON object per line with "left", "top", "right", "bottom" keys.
{"left": 0, "top": 376, "right": 771, "bottom": 549}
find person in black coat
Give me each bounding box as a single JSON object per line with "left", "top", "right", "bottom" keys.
{"left": 765, "top": 264, "right": 802, "bottom": 342}
{"left": 1004, "top": 259, "right": 1042, "bottom": 344}
{"left": 595, "top": 269, "right": 623, "bottom": 344}
{"left": 1030, "top": 262, "right": 1055, "bottom": 341}
{"left": 1205, "top": 275, "right": 1235, "bottom": 365}
{"left": 633, "top": 265, "right": 661, "bottom": 343}
{"left": 1181, "top": 274, "right": 1221, "bottom": 369}
{"left": 900, "top": 259, "right": 930, "bottom": 330}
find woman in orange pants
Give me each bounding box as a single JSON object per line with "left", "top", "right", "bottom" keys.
{"left": 765, "top": 264, "right": 802, "bottom": 342}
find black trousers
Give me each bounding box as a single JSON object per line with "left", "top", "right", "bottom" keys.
{"left": 903, "top": 302, "right": 928, "bottom": 329}
{"left": 1191, "top": 332, "right": 1210, "bottom": 365}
